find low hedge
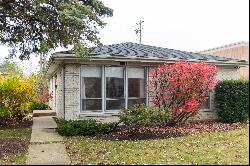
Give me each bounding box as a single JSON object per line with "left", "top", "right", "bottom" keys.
{"left": 56, "top": 119, "right": 115, "bottom": 136}
{"left": 29, "top": 101, "right": 50, "bottom": 110}
{"left": 119, "top": 104, "right": 171, "bottom": 127}
{"left": 215, "top": 80, "right": 249, "bottom": 123}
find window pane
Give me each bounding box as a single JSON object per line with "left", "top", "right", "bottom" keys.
{"left": 201, "top": 98, "right": 210, "bottom": 109}
{"left": 127, "top": 67, "right": 146, "bottom": 107}
{"left": 128, "top": 68, "right": 144, "bottom": 78}
{"left": 106, "top": 99, "right": 125, "bottom": 110}
{"left": 81, "top": 66, "right": 101, "bottom": 77}
{"left": 82, "top": 78, "right": 101, "bottom": 98}
{"left": 128, "top": 78, "right": 145, "bottom": 97}
{"left": 81, "top": 66, "right": 102, "bottom": 111}
{"left": 105, "top": 67, "right": 125, "bottom": 110}
{"left": 82, "top": 99, "right": 102, "bottom": 111}
{"left": 105, "top": 67, "right": 124, "bottom": 78}
{"left": 128, "top": 98, "right": 146, "bottom": 107}
{"left": 201, "top": 93, "right": 210, "bottom": 109}
{"left": 106, "top": 77, "right": 124, "bottom": 98}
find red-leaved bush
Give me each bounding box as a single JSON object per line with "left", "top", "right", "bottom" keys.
{"left": 148, "top": 61, "right": 218, "bottom": 125}
{"left": 36, "top": 80, "right": 52, "bottom": 104}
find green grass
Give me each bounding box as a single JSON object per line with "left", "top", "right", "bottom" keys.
{"left": 66, "top": 128, "right": 249, "bottom": 165}
{"left": 0, "top": 128, "right": 31, "bottom": 139}
{"left": 0, "top": 128, "right": 31, "bottom": 165}
{"left": 0, "top": 153, "right": 27, "bottom": 165}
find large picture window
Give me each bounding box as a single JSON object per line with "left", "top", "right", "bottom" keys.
{"left": 128, "top": 67, "right": 146, "bottom": 106}
{"left": 81, "top": 66, "right": 102, "bottom": 112}
{"left": 80, "top": 65, "right": 147, "bottom": 113}
{"left": 105, "top": 67, "right": 125, "bottom": 110}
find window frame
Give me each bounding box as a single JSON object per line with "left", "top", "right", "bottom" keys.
{"left": 80, "top": 65, "right": 103, "bottom": 113}
{"left": 201, "top": 91, "right": 211, "bottom": 110}
{"left": 127, "top": 67, "right": 147, "bottom": 108}
{"left": 105, "top": 66, "right": 126, "bottom": 113}
{"left": 80, "top": 65, "right": 149, "bottom": 114}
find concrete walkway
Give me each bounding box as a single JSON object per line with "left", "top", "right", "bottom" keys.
{"left": 26, "top": 116, "right": 70, "bottom": 165}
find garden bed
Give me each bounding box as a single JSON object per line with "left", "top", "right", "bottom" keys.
{"left": 0, "top": 119, "right": 32, "bottom": 164}
{"left": 0, "top": 116, "right": 33, "bottom": 130}
{"left": 98, "top": 120, "right": 248, "bottom": 141}
{"left": 0, "top": 138, "right": 29, "bottom": 157}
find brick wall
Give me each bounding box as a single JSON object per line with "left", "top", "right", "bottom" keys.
{"left": 55, "top": 68, "right": 64, "bottom": 119}
{"left": 64, "top": 64, "right": 81, "bottom": 120}
{"left": 48, "top": 77, "right": 53, "bottom": 109}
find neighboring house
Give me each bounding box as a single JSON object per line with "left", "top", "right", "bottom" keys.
{"left": 0, "top": 65, "right": 4, "bottom": 75}
{"left": 199, "top": 41, "right": 249, "bottom": 80}
{"left": 46, "top": 42, "right": 248, "bottom": 122}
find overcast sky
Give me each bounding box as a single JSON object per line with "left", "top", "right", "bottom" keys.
{"left": 0, "top": 0, "right": 249, "bottom": 75}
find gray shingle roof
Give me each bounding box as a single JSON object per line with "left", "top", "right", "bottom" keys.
{"left": 53, "top": 42, "right": 246, "bottom": 62}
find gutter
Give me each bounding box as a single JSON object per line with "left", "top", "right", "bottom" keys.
{"left": 51, "top": 54, "right": 249, "bottom": 65}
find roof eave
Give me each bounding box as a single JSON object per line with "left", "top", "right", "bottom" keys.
{"left": 45, "top": 54, "right": 248, "bottom": 79}
{"left": 49, "top": 53, "right": 249, "bottom": 65}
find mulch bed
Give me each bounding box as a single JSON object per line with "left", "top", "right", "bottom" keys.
{"left": 0, "top": 117, "right": 33, "bottom": 130}
{"left": 98, "top": 120, "right": 248, "bottom": 141}
{"left": 0, "top": 138, "right": 29, "bottom": 158}
{"left": 0, "top": 116, "right": 33, "bottom": 158}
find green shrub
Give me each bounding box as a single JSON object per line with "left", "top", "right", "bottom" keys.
{"left": 215, "top": 80, "right": 249, "bottom": 123}
{"left": 30, "top": 101, "right": 50, "bottom": 110}
{"left": 119, "top": 104, "right": 171, "bottom": 127}
{"left": 56, "top": 119, "right": 115, "bottom": 136}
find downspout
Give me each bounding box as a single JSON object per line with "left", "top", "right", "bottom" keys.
{"left": 62, "top": 64, "right": 65, "bottom": 119}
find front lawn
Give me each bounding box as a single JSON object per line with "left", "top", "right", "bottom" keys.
{"left": 0, "top": 127, "right": 32, "bottom": 165}
{"left": 65, "top": 127, "right": 249, "bottom": 165}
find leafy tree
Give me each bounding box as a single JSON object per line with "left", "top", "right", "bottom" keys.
{"left": 148, "top": 61, "right": 218, "bottom": 125}
{"left": 0, "top": 59, "right": 23, "bottom": 75}
{"left": 0, "top": 0, "right": 113, "bottom": 60}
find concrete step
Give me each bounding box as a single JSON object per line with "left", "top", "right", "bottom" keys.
{"left": 33, "top": 110, "right": 56, "bottom": 117}
{"left": 32, "top": 116, "right": 58, "bottom": 129}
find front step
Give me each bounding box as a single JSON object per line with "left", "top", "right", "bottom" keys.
{"left": 33, "top": 110, "right": 56, "bottom": 117}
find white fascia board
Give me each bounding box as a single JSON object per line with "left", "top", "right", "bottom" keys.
{"left": 46, "top": 54, "right": 248, "bottom": 77}
{"left": 51, "top": 53, "right": 248, "bottom": 65}
{"left": 53, "top": 55, "right": 248, "bottom": 66}
{"left": 45, "top": 59, "right": 64, "bottom": 79}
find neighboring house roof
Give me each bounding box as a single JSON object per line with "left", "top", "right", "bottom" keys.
{"left": 199, "top": 41, "right": 249, "bottom": 63}
{"left": 53, "top": 42, "right": 245, "bottom": 62}
{"left": 199, "top": 41, "right": 249, "bottom": 55}
{"left": 199, "top": 41, "right": 249, "bottom": 80}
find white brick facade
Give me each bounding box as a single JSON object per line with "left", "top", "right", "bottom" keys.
{"left": 64, "top": 64, "right": 81, "bottom": 120}
{"left": 49, "top": 63, "right": 239, "bottom": 121}
{"left": 55, "top": 68, "right": 64, "bottom": 119}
